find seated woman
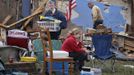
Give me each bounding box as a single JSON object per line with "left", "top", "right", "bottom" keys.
{"left": 61, "top": 28, "right": 88, "bottom": 70}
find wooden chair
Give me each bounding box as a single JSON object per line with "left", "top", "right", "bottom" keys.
{"left": 28, "top": 29, "right": 74, "bottom": 75}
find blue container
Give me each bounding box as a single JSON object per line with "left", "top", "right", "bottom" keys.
{"left": 48, "top": 62, "right": 69, "bottom": 75}
{"left": 54, "top": 70, "right": 69, "bottom": 75}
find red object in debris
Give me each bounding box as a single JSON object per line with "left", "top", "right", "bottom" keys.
{"left": 7, "top": 37, "right": 29, "bottom": 49}
{"left": 9, "top": 57, "right": 14, "bottom": 63}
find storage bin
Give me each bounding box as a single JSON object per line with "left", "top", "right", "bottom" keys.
{"left": 37, "top": 20, "right": 61, "bottom": 32}
{"left": 47, "top": 62, "right": 69, "bottom": 74}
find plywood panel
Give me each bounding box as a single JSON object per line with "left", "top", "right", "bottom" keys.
{"left": 0, "top": 0, "right": 21, "bottom": 24}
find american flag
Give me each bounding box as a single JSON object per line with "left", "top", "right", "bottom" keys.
{"left": 65, "top": 0, "right": 77, "bottom": 21}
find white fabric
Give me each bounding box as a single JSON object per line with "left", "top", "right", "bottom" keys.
{"left": 81, "top": 70, "right": 94, "bottom": 75}
{"left": 47, "top": 51, "right": 69, "bottom": 58}
{"left": 28, "top": 40, "right": 33, "bottom": 51}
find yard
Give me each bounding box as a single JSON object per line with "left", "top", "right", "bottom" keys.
{"left": 81, "top": 60, "right": 134, "bottom": 75}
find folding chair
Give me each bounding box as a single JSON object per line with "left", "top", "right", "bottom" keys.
{"left": 32, "top": 38, "right": 44, "bottom": 62}
{"left": 28, "top": 29, "right": 74, "bottom": 75}
{"left": 91, "top": 34, "right": 115, "bottom": 72}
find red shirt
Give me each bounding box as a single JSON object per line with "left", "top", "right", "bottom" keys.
{"left": 61, "top": 35, "right": 85, "bottom": 53}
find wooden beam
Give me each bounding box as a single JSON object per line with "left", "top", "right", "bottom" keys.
{"left": 0, "top": 15, "right": 12, "bottom": 44}
{"left": 2, "top": 15, "right": 12, "bottom": 25}
{"left": 0, "top": 15, "right": 12, "bottom": 29}
{"left": 0, "top": 0, "right": 49, "bottom": 29}
{"left": 7, "top": 9, "right": 43, "bottom": 29}
{"left": 20, "top": 7, "right": 44, "bottom": 30}
{"left": 0, "top": 24, "right": 7, "bottom": 29}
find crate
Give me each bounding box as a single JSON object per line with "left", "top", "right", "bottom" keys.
{"left": 37, "top": 20, "right": 61, "bottom": 32}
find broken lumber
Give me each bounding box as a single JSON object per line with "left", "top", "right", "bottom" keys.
{"left": 2, "top": 15, "right": 12, "bottom": 25}
{"left": 21, "top": 0, "right": 49, "bottom": 30}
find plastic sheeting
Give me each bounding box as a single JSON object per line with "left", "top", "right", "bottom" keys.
{"left": 72, "top": 0, "right": 126, "bottom": 32}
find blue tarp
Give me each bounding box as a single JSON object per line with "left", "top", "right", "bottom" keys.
{"left": 22, "top": 0, "right": 31, "bottom": 17}
{"left": 72, "top": 0, "right": 126, "bottom": 32}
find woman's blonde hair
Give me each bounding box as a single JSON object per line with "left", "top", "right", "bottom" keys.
{"left": 69, "top": 28, "right": 81, "bottom": 35}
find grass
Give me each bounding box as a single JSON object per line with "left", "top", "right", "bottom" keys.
{"left": 32, "top": 59, "right": 134, "bottom": 75}
{"left": 84, "top": 60, "right": 134, "bottom": 75}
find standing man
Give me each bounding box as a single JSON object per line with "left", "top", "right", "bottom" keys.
{"left": 44, "top": 1, "right": 67, "bottom": 40}
{"left": 88, "top": 2, "right": 103, "bottom": 29}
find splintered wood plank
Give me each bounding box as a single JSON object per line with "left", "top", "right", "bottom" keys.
{"left": 2, "top": 15, "right": 12, "bottom": 25}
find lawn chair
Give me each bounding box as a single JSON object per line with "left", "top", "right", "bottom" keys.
{"left": 51, "top": 40, "right": 62, "bottom": 50}
{"left": 91, "top": 34, "right": 115, "bottom": 72}
{"left": 32, "top": 38, "right": 44, "bottom": 63}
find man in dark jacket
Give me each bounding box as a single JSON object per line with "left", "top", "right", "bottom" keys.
{"left": 45, "top": 1, "right": 67, "bottom": 40}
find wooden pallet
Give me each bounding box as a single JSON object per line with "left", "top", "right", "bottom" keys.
{"left": 5, "top": 62, "right": 38, "bottom": 74}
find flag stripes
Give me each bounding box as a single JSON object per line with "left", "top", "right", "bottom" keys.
{"left": 65, "top": 0, "right": 77, "bottom": 21}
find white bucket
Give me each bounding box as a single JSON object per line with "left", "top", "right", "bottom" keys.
{"left": 80, "top": 70, "right": 94, "bottom": 75}
{"left": 91, "top": 68, "right": 102, "bottom": 75}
